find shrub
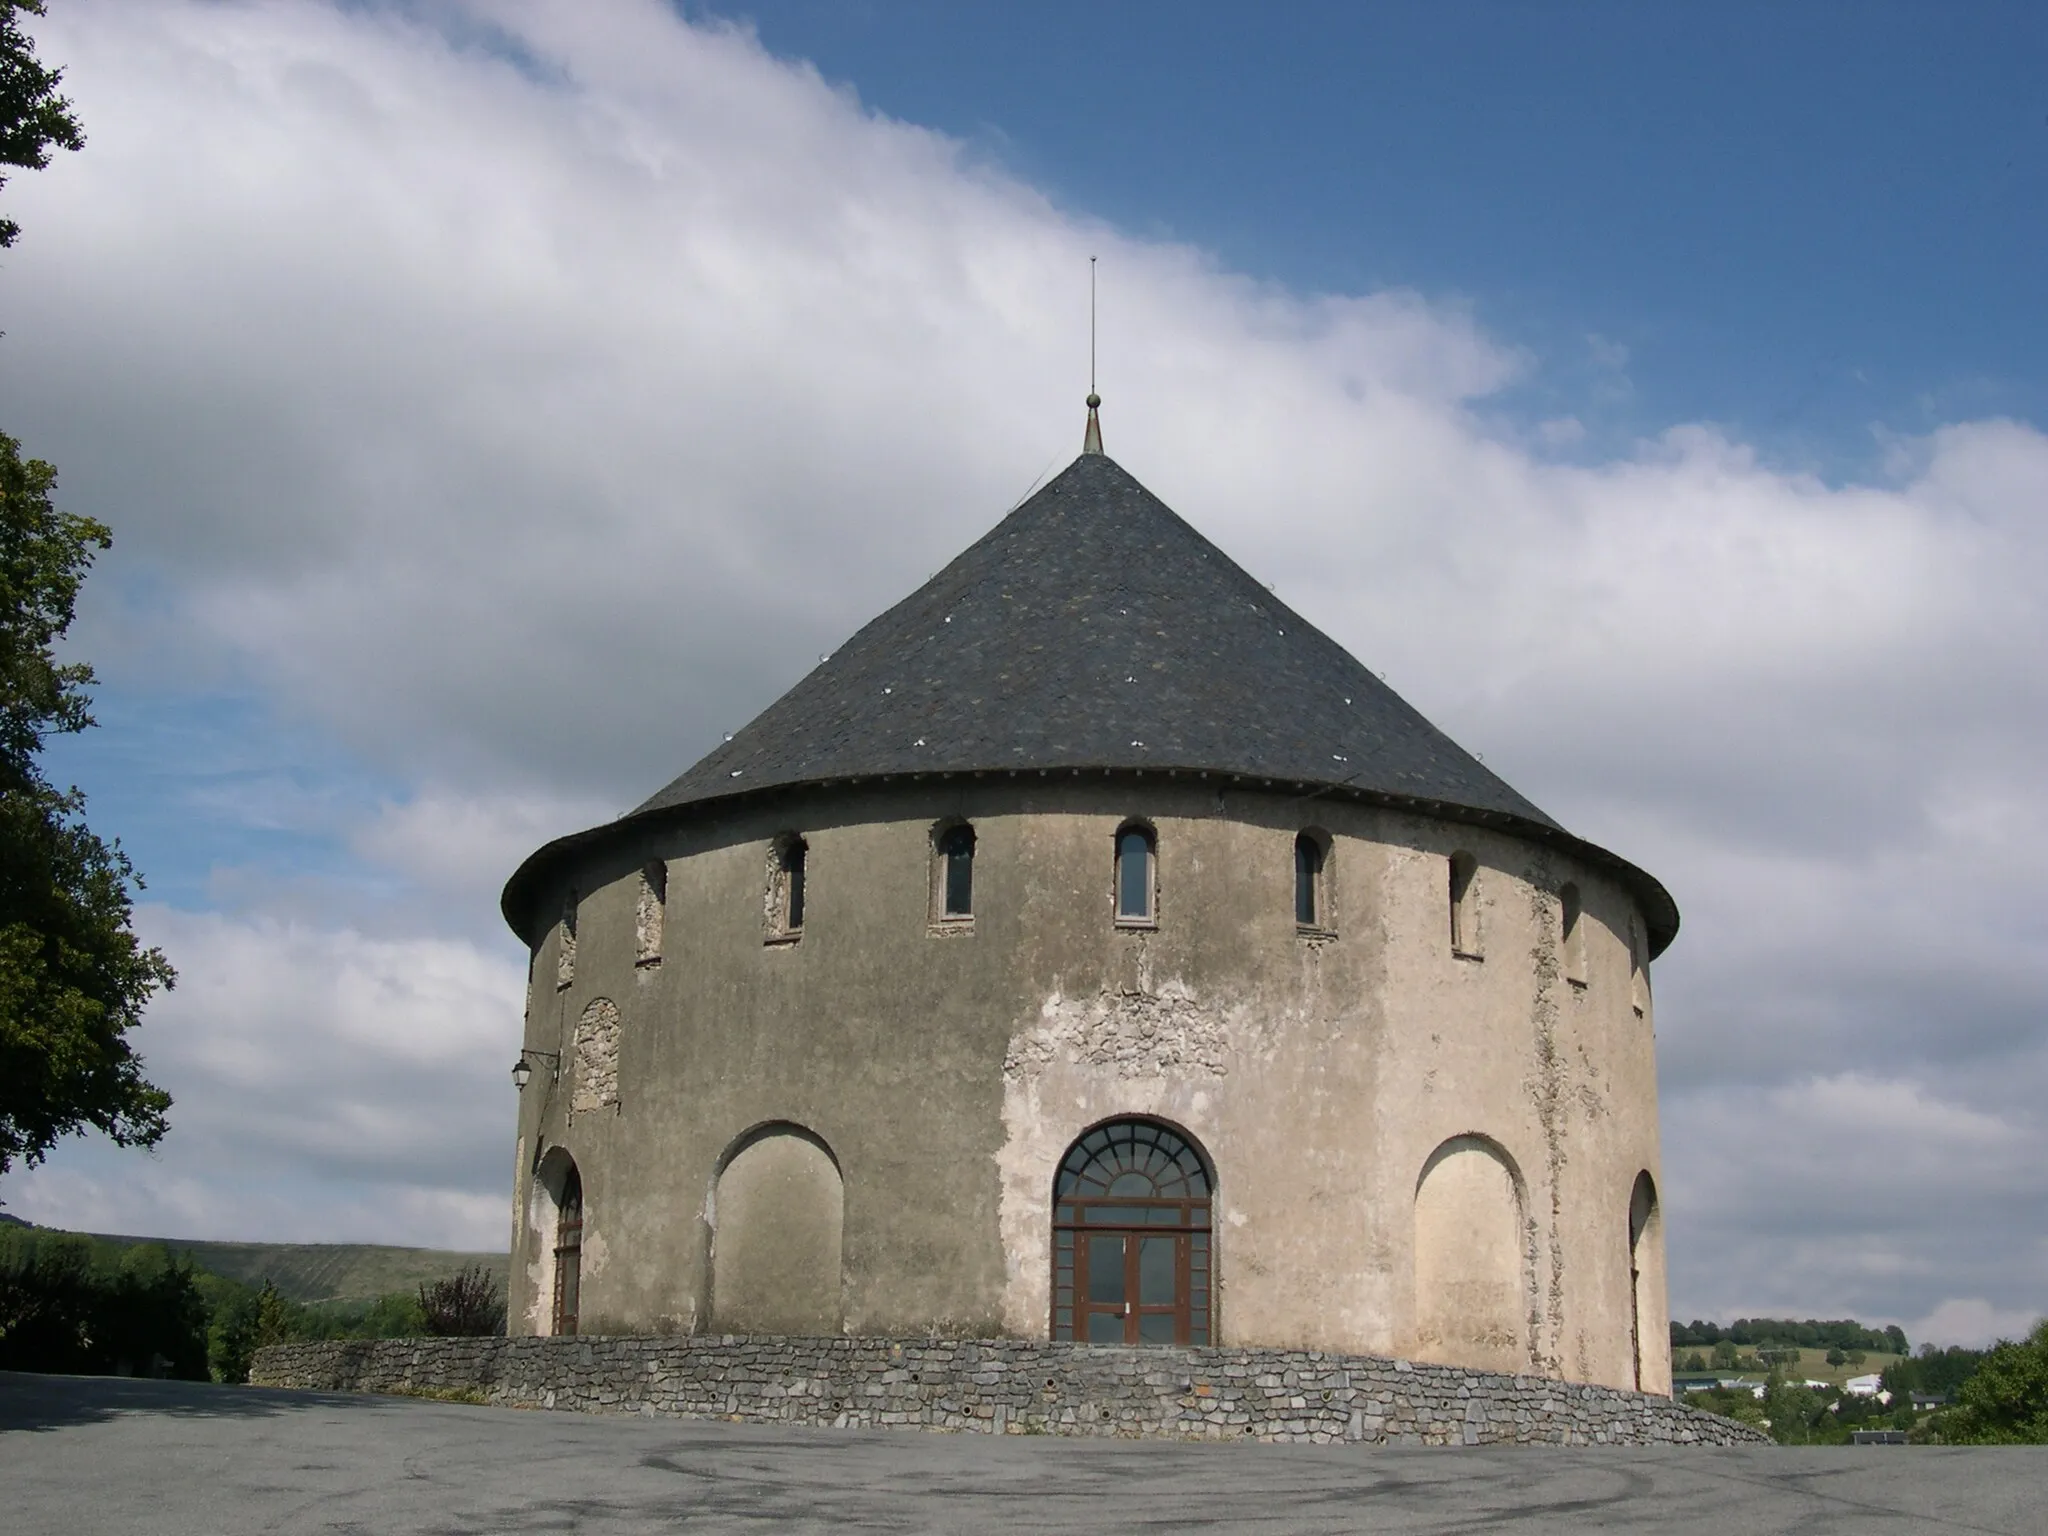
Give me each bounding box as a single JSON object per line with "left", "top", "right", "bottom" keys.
{"left": 418, "top": 1265, "right": 504, "bottom": 1337}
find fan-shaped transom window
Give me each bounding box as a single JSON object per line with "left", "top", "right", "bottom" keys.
{"left": 1052, "top": 1120, "right": 1212, "bottom": 1346}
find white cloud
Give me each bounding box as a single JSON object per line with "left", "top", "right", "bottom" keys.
{"left": 0, "top": 0, "right": 2042, "bottom": 1331}
{"left": 1909, "top": 1298, "right": 2045, "bottom": 1351}
{"left": 352, "top": 787, "right": 615, "bottom": 906}
{"left": 5, "top": 906, "right": 523, "bottom": 1248}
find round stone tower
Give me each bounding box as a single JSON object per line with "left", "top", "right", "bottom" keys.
{"left": 501, "top": 443, "right": 1677, "bottom": 1395}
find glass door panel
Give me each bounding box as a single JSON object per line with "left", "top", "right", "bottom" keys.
{"left": 1052, "top": 1197, "right": 1213, "bottom": 1345}
{"left": 1079, "top": 1232, "right": 1129, "bottom": 1342}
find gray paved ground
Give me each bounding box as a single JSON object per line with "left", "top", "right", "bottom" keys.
{"left": 3, "top": 1373, "right": 2043, "bottom": 1534}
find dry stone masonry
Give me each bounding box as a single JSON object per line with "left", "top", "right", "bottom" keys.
{"left": 252, "top": 1335, "right": 1767, "bottom": 1446}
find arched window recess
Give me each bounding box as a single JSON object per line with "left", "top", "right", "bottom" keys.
{"left": 1295, "top": 829, "right": 1333, "bottom": 935}
{"left": 1114, "top": 821, "right": 1157, "bottom": 928}
{"left": 1558, "top": 883, "right": 1587, "bottom": 987}
{"left": 930, "top": 820, "right": 975, "bottom": 930}
{"left": 765, "top": 834, "right": 807, "bottom": 943}
{"left": 1449, "top": 851, "right": 1481, "bottom": 959}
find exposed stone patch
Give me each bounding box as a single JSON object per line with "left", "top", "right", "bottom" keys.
{"left": 1526, "top": 873, "right": 1568, "bottom": 1379}
{"left": 555, "top": 894, "right": 577, "bottom": 990}
{"left": 252, "top": 1335, "right": 1769, "bottom": 1447}
{"left": 1005, "top": 980, "right": 1229, "bottom": 1081}
{"left": 572, "top": 999, "right": 622, "bottom": 1114}
{"left": 635, "top": 863, "right": 665, "bottom": 966}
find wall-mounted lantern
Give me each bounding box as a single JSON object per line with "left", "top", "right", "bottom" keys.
{"left": 511, "top": 1049, "right": 561, "bottom": 1091}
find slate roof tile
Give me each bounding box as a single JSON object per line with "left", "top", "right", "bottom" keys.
{"left": 504, "top": 453, "right": 1676, "bottom": 953}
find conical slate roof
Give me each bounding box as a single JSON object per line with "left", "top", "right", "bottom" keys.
{"left": 505, "top": 453, "right": 1676, "bottom": 952}
{"left": 638, "top": 454, "right": 1553, "bottom": 825}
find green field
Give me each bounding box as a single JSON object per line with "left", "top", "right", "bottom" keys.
{"left": 84, "top": 1233, "right": 508, "bottom": 1305}
{"left": 1672, "top": 1346, "right": 1903, "bottom": 1390}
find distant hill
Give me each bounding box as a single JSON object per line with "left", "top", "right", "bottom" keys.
{"left": 82, "top": 1232, "right": 508, "bottom": 1305}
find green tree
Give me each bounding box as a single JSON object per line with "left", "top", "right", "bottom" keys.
{"left": 0, "top": 11, "right": 168, "bottom": 1180}
{"left": 1, "top": 432, "right": 174, "bottom": 1175}
{"left": 1762, "top": 1373, "right": 1849, "bottom": 1446}
{"left": 251, "top": 1279, "right": 298, "bottom": 1350}
{"left": 1941, "top": 1322, "right": 2048, "bottom": 1444}
{"left": 0, "top": 1, "right": 82, "bottom": 250}
{"left": 206, "top": 1283, "right": 258, "bottom": 1384}
{"left": 0, "top": 1227, "right": 207, "bottom": 1377}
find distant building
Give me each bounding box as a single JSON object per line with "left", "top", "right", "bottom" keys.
{"left": 1845, "top": 1374, "right": 1886, "bottom": 1397}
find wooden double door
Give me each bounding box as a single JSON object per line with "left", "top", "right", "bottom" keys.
{"left": 1054, "top": 1197, "right": 1212, "bottom": 1345}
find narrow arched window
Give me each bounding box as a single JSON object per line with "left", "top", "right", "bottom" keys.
{"left": 1560, "top": 882, "right": 1586, "bottom": 986}
{"left": 1449, "top": 852, "right": 1480, "bottom": 958}
{"left": 552, "top": 1164, "right": 583, "bottom": 1337}
{"left": 784, "top": 840, "right": 806, "bottom": 931}
{"left": 1115, "top": 823, "right": 1156, "bottom": 924}
{"left": 1295, "top": 832, "right": 1327, "bottom": 929}
{"left": 767, "top": 835, "right": 807, "bottom": 942}
{"left": 938, "top": 823, "right": 975, "bottom": 920}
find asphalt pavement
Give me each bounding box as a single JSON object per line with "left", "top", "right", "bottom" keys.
{"left": 3, "top": 1371, "right": 2042, "bottom": 1534}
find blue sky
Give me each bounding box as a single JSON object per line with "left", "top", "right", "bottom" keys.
{"left": 725, "top": 0, "right": 2048, "bottom": 472}
{"left": 4, "top": 1, "right": 2046, "bottom": 1348}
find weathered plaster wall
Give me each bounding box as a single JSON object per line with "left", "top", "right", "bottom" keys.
{"left": 507, "top": 777, "right": 1665, "bottom": 1391}
{"left": 252, "top": 1335, "right": 1763, "bottom": 1445}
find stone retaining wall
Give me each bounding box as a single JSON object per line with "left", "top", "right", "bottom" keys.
{"left": 252, "top": 1336, "right": 1768, "bottom": 1446}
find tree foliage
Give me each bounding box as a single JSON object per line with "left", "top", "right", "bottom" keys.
{"left": 0, "top": 1226, "right": 209, "bottom": 1377}
{"left": 0, "top": 1, "right": 83, "bottom": 251}
{"left": 1883, "top": 1342, "right": 1989, "bottom": 1401}
{"left": 1670, "top": 1316, "right": 1907, "bottom": 1354}
{"left": 206, "top": 1273, "right": 429, "bottom": 1383}
{"left": 1940, "top": 1322, "right": 2048, "bottom": 1444}
{"left": 0, "top": 432, "right": 173, "bottom": 1175}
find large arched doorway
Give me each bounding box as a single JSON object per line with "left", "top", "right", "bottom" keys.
{"left": 1629, "top": 1171, "right": 1663, "bottom": 1392}
{"left": 1051, "top": 1119, "right": 1213, "bottom": 1345}
{"left": 552, "top": 1162, "right": 583, "bottom": 1336}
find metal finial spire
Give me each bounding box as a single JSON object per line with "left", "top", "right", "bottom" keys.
{"left": 1082, "top": 256, "right": 1103, "bottom": 455}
